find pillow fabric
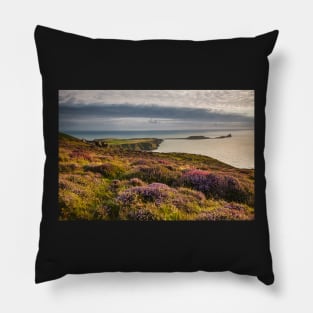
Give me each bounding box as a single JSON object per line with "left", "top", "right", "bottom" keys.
{"left": 34, "top": 25, "right": 278, "bottom": 284}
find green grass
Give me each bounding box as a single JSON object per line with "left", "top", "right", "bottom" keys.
{"left": 91, "top": 137, "right": 163, "bottom": 151}
{"left": 99, "top": 138, "right": 158, "bottom": 145}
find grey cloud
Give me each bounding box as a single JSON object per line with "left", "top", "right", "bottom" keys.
{"left": 59, "top": 90, "right": 254, "bottom": 117}
{"left": 59, "top": 103, "right": 253, "bottom": 122}
{"left": 59, "top": 90, "right": 254, "bottom": 131}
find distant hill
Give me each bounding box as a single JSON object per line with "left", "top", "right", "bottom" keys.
{"left": 59, "top": 132, "right": 163, "bottom": 151}
{"left": 92, "top": 138, "right": 163, "bottom": 151}
{"left": 167, "top": 134, "right": 232, "bottom": 140}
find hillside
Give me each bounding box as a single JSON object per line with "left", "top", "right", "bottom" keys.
{"left": 58, "top": 132, "right": 255, "bottom": 221}
{"left": 92, "top": 138, "right": 163, "bottom": 150}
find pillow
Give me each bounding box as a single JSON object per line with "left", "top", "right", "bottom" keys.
{"left": 34, "top": 25, "right": 278, "bottom": 285}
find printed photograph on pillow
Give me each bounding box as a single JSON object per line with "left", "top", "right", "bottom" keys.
{"left": 35, "top": 25, "right": 278, "bottom": 285}
{"left": 58, "top": 90, "right": 255, "bottom": 221}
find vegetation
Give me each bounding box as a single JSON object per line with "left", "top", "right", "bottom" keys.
{"left": 167, "top": 134, "right": 232, "bottom": 140}
{"left": 58, "top": 132, "right": 254, "bottom": 221}
{"left": 91, "top": 138, "right": 163, "bottom": 150}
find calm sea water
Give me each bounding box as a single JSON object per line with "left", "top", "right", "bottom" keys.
{"left": 66, "top": 129, "right": 254, "bottom": 169}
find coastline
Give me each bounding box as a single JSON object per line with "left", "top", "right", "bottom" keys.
{"left": 58, "top": 132, "right": 255, "bottom": 221}
{"left": 60, "top": 130, "right": 254, "bottom": 169}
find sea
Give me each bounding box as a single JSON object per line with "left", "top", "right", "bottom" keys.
{"left": 66, "top": 129, "right": 254, "bottom": 169}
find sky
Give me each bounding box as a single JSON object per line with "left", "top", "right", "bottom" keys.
{"left": 59, "top": 90, "right": 254, "bottom": 131}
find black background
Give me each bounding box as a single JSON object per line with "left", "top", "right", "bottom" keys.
{"left": 35, "top": 26, "right": 278, "bottom": 284}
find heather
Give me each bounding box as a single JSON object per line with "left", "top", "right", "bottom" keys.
{"left": 59, "top": 132, "right": 254, "bottom": 221}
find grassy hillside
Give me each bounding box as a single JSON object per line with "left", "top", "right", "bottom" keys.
{"left": 58, "top": 132, "right": 255, "bottom": 221}
{"left": 92, "top": 138, "right": 163, "bottom": 150}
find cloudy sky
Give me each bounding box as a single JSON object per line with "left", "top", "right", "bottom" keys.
{"left": 59, "top": 90, "right": 254, "bottom": 131}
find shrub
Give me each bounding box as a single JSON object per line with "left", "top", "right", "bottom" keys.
{"left": 196, "top": 204, "right": 254, "bottom": 221}
{"left": 131, "top": 159, "right": 149, "bottom": 166}
{"left": 177, "top": 187, "right": 206, "bottom": 202}
{"left": 59, "top": 189, "right": 90, "bottom": 220}
{"left": 101, "top": 200, "right": 121, "bottom": 219}
{"left": 85, "top": 162, "right": 125, "bottom": 179}
{"left": 117, "top": 183, "right": 172, "bottom": 206}
{"left": 129, "top": 165, "right": 181, "bottom": 185}
{"left": 59, "top": 163, "right": 79, "bottom": 172}
{"left": 180, "top": 169, "right": 252, "bottom": 204}
{"left": 126, "top": 209, "right": 157, "bottom": 221}
{"left": 117, "top": 183, "right": 206, "bottom": 215}
{"left": 129, "top": 178, "right": 145, "bottom": 186}
{"left": 59, "top": 178, "right": 86, "bottom": 196}
{"left": 69, "top": 149, "right": 93, "bottom": 161}
{"left": 109, "top": 179, "right": 122, "bottom": 192}
{"left": 157, "top": 159, "right": 172, "bottom": 165}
